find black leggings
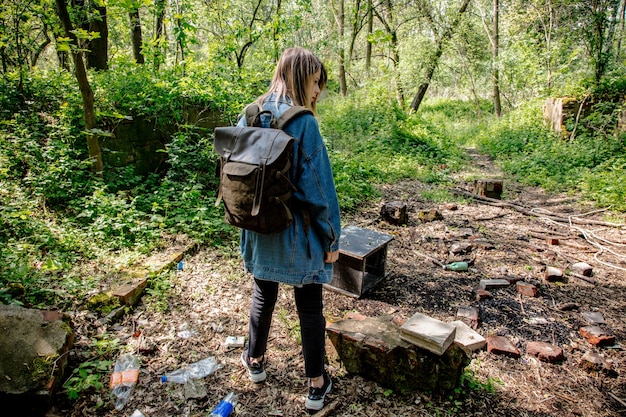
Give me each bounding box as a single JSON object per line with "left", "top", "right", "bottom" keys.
{"left": 248, "top": 278, "right": 326, "bottom": 378}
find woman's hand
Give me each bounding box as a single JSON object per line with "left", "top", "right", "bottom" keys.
{"left": 324, "top": 250, "right": 339, "bottom": 263}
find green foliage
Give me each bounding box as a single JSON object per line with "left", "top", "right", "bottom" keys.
{"left": 63, "top": 359, "right": 113, "bottom": 401}
{"left": 319, "top": 91, "right": 464, "bottom": 210}
{"left": 475, "top": 96, "right": 626, "bottom": 210}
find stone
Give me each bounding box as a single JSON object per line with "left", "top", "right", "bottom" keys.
{"left": 399, "top": 313, "right": 457, "bottom": 355}
{"left": 0, "top": 305, "right": 74, "bottom": 415}
{"left": 544, "top": 266, "right": 564, "bottom": 282}
{"left": 451, "top": 321, "right": 486, "bottom": 353}
{"left": 526, "top": 341, "right": 564, "bottom": 363}
{"left": 579, "top": 352, "right": 616, "bottom": 375}
{"left": 381, "top": 201, "right": 408, "bottom": 225}
{"left": 418, "top": 209, "right": 444, "bottom": 223}
{"left": 516, "top": 282, "right": 538, "bottom": 297}
{"left": 326, "top": 314, "right": 469, "bottom": 393}
{"left": 450, "top": 242, "right": 472, "bottom": 255}
{"left": 571, "top": 262, "right": 593, "bottom": 277}
{"left": 580, "top": 352, "right": 605, "bottom": 373}
{"left": 486, "top": 336, "right": 521, "bottom": 358}
{"left": 557, "top": 302, "right": 579, "bottom": 311}
{"left": 581, "top": 311, "right": 605, "bottom": 325}
{"left": 579, "top": 326, "right": 615, "bottom": 346}
{"left": 479, "top": 279, "right": 510, "bottom": 290}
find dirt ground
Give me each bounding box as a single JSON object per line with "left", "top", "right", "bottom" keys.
{"left": 53, "top": 149, "right": 626, "bottom": 417}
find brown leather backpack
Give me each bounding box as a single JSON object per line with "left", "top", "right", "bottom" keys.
{"left": 213, "top": 103, "right": 312, "bottom": 233}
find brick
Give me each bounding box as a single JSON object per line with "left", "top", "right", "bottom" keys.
{"left": 581, "top": 311, "right": 605, "bottom": 325}
{"left": 486, "top": 336, "right": 520, "bottom": 358}
{"left": 479, "top": 279, "right": 509, "bottom": 290}
{"left": 516, "top": 282, "right": 538, "bottom": 297}
{"left": 579, "top": 326, "right": 615, "bottom": 346}
{"left": 474, "top": 288, "right": 492, "bottom": 301}
{"left": 456, "top": 306, "right": 479, "bottom": 329}
{"left": 112, "top": 278, "right": 148, "bottom": 306}
{"left": 526, "top": 341, "right": 564, "bottom": 363}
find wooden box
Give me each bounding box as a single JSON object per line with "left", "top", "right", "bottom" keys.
{"left": 325, "top": 226, "right": 394, "bottom": 298}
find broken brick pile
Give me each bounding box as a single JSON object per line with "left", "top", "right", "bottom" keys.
{"left": 326, "top": 251, "right": 618, "bottom": 393}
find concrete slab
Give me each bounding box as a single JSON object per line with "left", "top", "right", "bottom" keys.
{"left": 400, "top": 313, "right": 456, "bottom": 355}
{"left": 451, "top": 320, "right": 486, "bottom": 353}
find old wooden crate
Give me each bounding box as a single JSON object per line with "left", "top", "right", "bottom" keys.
{"left": 325, "top": 226, "right": 394, "bottom": 298}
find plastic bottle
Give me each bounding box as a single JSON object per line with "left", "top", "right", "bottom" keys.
{"left": 443, "top": 261, "right": 468, "bottom": 271}
{"left": 110, "top": 353, "right": 140, "bottom": 411}
{"left": 209, "top": 392, "right": 238, "bottom": 417}
{"left": 160, "top": 357, "right": 222, "bottom": 384}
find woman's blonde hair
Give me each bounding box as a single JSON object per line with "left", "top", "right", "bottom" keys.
{"left": 256, "top": 47, "right": 327, "bottom": 114}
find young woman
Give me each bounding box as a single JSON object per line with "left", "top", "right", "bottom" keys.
{"left": 237, "top": 47, "right": 341, "bottom": 412}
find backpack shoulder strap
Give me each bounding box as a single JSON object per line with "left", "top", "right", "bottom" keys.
{"left": 276, "top": 106, "right": 312, "bottom": 130}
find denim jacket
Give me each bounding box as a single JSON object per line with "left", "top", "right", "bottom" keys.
{"left": 237, "top": 96, "right": 341, "bottom": 285}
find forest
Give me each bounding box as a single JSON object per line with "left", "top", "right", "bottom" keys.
{"left": 1, "top": 0, "right": 626, "bottom": 415}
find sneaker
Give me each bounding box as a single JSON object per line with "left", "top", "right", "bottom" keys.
{"left": 305, "top": 371, "right": 332, "bottom": 411}
{"left": 241, "top": 349, "right": 266, "bottom": 383}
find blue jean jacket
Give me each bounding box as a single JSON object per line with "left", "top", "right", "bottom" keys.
{"left": 238, "top": 96, "right": 341, "bottom": 285}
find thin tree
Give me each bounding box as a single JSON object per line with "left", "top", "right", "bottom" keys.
{"left": 373, "top": 0, "right": 404, "bottom": 107}
{"left": 493, "top": 0, "right": 501, "bottom": 117}
{"left": 129, "top": 7, "right": 144, "bottom": 64}
{"left": 365, "top": 0, "right": 373, "bottom": 73}
{"left": 409, "top": 0, "right": 472, "bottom": 113}
{"left": 55, "top": 0, "right": 103, "bottom": 173}
{"left": 332, "top": 0, "right": 348, "bottom": 96}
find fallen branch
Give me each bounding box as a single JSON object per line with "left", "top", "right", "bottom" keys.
{"left": 312, "top": 400, "right": 340, "bottom": 417}
{"left": 452, "top": 188, "right": 624, "bottom": 228}
{"left": 566, "top": 271, "right": 597, "bottom": 285}
{"left": 609, "top": 392, "right": 626, "bottom": 408}
{"left": 413, "top": 250, "right": 445, "bottom": 268}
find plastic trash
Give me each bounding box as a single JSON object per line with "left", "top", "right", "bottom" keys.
{"left": 160, "top": 357, "right": 223, "bottom": 384}
{"left": 110, "top": 353, "right": 140, "bottom": 411}
{"left": 130, "top": 410, "right": 145, "bottom": 417}
{"left": 209, "top": 392, "right": 238, "bottom": 417}
{"left": 443, "top": 261, "right": 468, "bottom": 271}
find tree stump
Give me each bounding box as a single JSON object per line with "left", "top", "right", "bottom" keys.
{"left": 381, "top": 201, "right": 408, "bottom": 225}
{"left": 326, "top": 315, "right": 469, "bottom": 394}
{"left": 472, "top": 179, "right": 502, "bottom": 199}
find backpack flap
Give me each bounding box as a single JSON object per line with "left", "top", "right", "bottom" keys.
{"left": 214, "top": 126, "right": 293, "bottom": 166}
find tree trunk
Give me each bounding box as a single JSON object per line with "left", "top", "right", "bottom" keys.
{"left": 55, "top": 0, "right": 103, "bottom": 174}
{"left": 616, "top": 0, "right": 626, "bottom": 63}
{"left": 410, "top": 0, "right": 472, "bottom": 113}
{"left": 153, "top": 0, "right": 167, "bottom": 71}
{"left": 129, "top": 9, "right": 144, "bottom": 64}
{"left": 336, "top": 0, "right": 348, "bottom": 96}
{"left": 86, "top": 3, "right": 108, "bottom": 70}
{"left": 492, "top": 0, "right": 501, "bottom": 117}
{"left": 365, "top": 0, "right": 373, "bottom": 73}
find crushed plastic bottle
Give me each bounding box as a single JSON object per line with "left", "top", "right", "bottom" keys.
{"left": 209, "top": 392, "right": 238, "bottom": 417}
{"left": 110, "top": 353, "right": 140, "bottom": 411}
{"left": 443, "top": 261, "right": 468, "bottom": 271}
{"left": 160, "top": 357, "right": 223, "bottom": 384}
